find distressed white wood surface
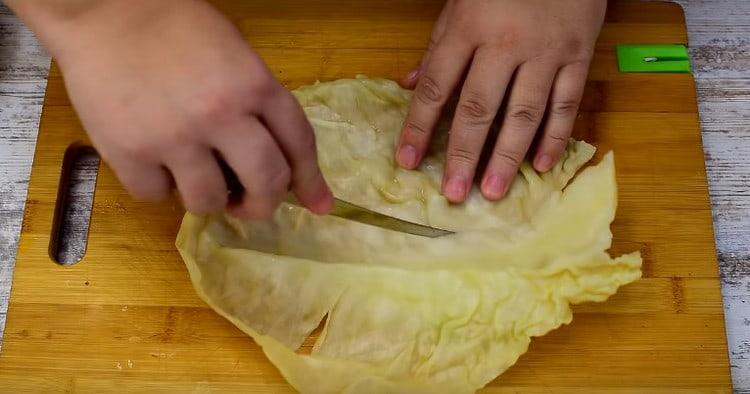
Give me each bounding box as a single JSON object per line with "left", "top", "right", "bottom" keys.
{"left": 0, "top": 1, "right": 748, "bottom": 390}
{"left": 672, "top": 1, "right": 750, "bottom": 391}
{"left": 0, "top": 3, "right": 48, "bottom": 348}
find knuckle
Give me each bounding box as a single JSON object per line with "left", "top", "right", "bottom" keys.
{"left": 493, "top": 149, "right": 523, "bottom": 168}
{"left": 568, "top": 40, "right": 594, "bottom": 60}
{"left": 565, "top": 37, "right": 584, "bottom": 53}
{"left": 493, "top": 30, "right": 520, "bottom": 49}
{"left": 546, "top": 131, "right": 569, "bottom": 143}
{"left": 507, "top": 103, "right": 545, "bottom": 126}
{"left": 541, "top": 35, "right": 557, "bottom": 51}
{"left": 265, "top": 165, "right": 291, "bottom": 193}
{"left": 457, "top": 93, "right": 495, "bottom": 126}
{"left": 253, "top": 75, "right": 279, "bottom": 96}
{"left": 550, "top": 99, "right": 579, "bottom": 116}
{"left": 415, "top": 75, "right": 445, "bottom": 105}
{"left": 404, "top": 120, "right": 430, "bottom": 137}
{"left": 187, "top": 89, "right": 235, "bottom": 126}
{"left": 248, "top": 77, "right": 282, "bottom": 108}
{"left": 447, "top": 146, "right": 478, "bottom": 165}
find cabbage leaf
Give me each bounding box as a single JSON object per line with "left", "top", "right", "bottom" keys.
{"left": 176, "top": 77, "right": 641, "bottom": 393}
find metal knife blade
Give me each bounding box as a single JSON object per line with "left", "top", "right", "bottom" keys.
{"left": 218, "top": 158, "right": 453, "bottom": 238}
{"left": 286, "top": 195, "right": 454, "bottom": 238}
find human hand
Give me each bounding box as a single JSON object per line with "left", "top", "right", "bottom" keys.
{"left": 396, "top": 0, "right": 606, "bottom": 202}
{"left": 26, "top": 0, "right": 333, "bottom": 219}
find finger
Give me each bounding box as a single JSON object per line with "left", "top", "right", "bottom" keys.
{"left": 533, "top": 62, "right": 589, "bottom": 172}
{"left": 113, "top": 159, "right": 172, "bottom": 201}
{"left": 402, "top": 0, "right": 453, "bottom": 88}
{"left": 396, "top": 35, "right": 473, "bottom": 170}
{"left": 165, "top": 146, "right": 228, "bottom": 215}
{"left": 212, "top": 117, "right": 291, "bottom": 220}
{"left": 442, "top": 47, "right": 517, "bottom": 203}
{"left": 261, "top": 87, "right": 333, "bottom": 215}
{"left": 481, "top": 61, "right": 557, "bottom": 200}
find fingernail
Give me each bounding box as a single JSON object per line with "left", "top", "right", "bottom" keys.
{"left": 406, "top": 68, "right": 421, "bottom": 81}
{"left": 301, "top": 180, "right": 333, "bottom": 215}
{"left": 482, "top": 175, "right": 507, "bottom": 200}
{"left": 314, "top": 186, "right": 334, "bottom": 214}
{"left": 397, "top": 144, "right": 419, "bottom": 169}
{"left": 535, "top": 154, "right": 553, "bottom": 172}
{"left": 444, "top": 175, "right": 468, "bottom": 202}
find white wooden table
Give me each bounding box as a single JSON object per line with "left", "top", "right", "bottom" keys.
{"left": 0, "top": 1, "right": 748, "bottom": 390}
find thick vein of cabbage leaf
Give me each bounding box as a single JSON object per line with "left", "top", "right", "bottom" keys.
{"left": 176, "top": 77, "right": 642, "bottom": 393}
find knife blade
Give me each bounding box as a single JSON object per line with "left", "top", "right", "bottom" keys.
{"left": 286, "top": 194, "right": 454, "bottom": 238}
{"left": 218, "top": 159, "right": 453, "bottom": 238}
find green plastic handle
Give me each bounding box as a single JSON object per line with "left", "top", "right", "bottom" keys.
{"left": 616, "top": 44, "right": 691, "bottom": 73}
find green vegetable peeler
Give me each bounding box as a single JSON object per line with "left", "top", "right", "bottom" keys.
{"left": 616, "top": 44, "right": 691, "bottom": 73}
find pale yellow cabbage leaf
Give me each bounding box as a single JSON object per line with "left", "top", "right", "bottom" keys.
{"left": 176, "top": 77, "right": 642, "bottom": 393}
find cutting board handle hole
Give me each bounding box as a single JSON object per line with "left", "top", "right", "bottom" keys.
{"left": 49, "top": 144, "right": 101, "bottom": 265}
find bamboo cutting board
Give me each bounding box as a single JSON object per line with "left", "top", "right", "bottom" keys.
{"left": 0, "top": 1, "right": 732, "bottom": 392}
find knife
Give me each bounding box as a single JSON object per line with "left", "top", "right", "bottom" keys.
{"left": 218, "top": 159, "right": 453, "bottom": 238}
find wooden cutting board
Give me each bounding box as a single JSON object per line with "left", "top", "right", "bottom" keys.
{"left": 0, "top": 1, "right": 732, "bottom": 391}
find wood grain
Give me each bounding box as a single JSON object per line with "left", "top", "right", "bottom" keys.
{"left": 0, "top": 2, "right": 747, "bottom": 392}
